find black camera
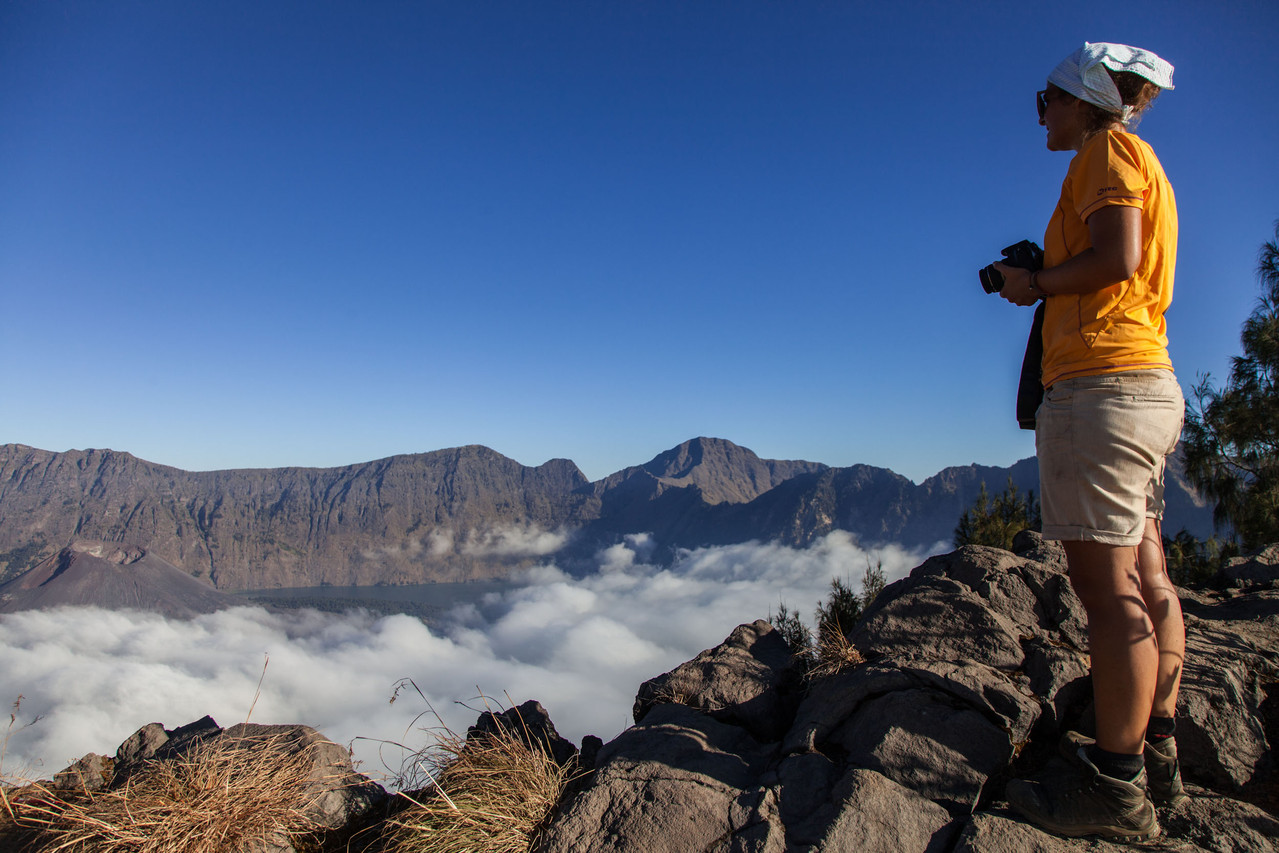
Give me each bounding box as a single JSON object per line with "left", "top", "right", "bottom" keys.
{"left": 980, "top": 240, "right": 1044, "bottom": 293}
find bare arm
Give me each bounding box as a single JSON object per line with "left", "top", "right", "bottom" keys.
{"left": 997, "top": 206, "right": 1142, "bottom": 306}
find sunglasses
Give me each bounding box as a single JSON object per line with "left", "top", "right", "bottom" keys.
{"left": 1036, "top": 88, "right": 1072, "bottom": 120}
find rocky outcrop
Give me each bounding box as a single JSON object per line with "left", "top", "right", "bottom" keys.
{"left": 539, "top": 537, "right": 1279, "bottom": 852}
{"left": 42, "top": 715, "right": 386, "bottom": 853}
{"left": 632, "top": 620, "right": 805, "bottom": 744}
{"left": 0, "top": 438, "right": 1217, "bottom": 590}
{"left": 469, "top": 699, "right": 583, "bottom": 769}
{"left": 1219, "top": 543, "right": 1279, "bottom": 588}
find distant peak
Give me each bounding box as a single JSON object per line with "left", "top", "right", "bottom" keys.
{"left": 65, "top": 540, "right": 147, "bottom": 565}
{"left": 645, "top": 438, "right": 752, "bottom": 478}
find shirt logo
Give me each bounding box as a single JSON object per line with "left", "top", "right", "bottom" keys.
{"left": 1098, "top": 186, "right": 1120, "bottom": 195}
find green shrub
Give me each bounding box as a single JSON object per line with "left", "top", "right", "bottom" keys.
{"left": 1163, "top": 529, "right": 1239, "bottom": 588}
{"left": 1182, "top": 222, "right": 1279, "bottom": 549}
{"left": 773, "top": 560, "right": 888, "bottom": 679}
{"left": 954, "top": 478, "right": 1040, "bottom": 550}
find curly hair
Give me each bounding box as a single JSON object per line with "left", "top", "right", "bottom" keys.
{"left": 1079, "top": 68, "right": 1163, "bottom": 136}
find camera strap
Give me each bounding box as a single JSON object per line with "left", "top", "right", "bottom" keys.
{"left": 1016, "top": 302, "right": 1045, "bottom": 430}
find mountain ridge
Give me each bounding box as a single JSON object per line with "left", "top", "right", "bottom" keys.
{"left": 0, "top": 438, "right": 1214, "bottom": 592}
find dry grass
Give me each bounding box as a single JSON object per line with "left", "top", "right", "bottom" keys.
{"left": 376, "top": 722, "right": 574, "bottom": 853}
{"left": 808, "top": 624, "right": 865, "bottom": 680}
{"left": 3, "top": 733, "right": 327, "bottom": 853}
{"left": 648, "top": 682, "right": 712, "bottom": 712}
{"left": 3, "top": 781, "right": 63, "bottom": 853}
{"left": 1, "top": 785, "right": 24, "bottom": 845}
{"left": 2, "top": 696, "right": 43, "bottom": 851}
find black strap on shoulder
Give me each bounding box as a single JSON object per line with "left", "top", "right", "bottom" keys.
{"left": 1017, "top": 302, "right": 1046, "bottom": 430}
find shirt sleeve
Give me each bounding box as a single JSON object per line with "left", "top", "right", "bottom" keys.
{"left": 1073, "top": 132, "right": 1149, "bottom": 222}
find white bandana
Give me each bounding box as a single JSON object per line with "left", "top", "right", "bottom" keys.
{"left": 1048, "top": 42, "right": 1175, "bottom": 123}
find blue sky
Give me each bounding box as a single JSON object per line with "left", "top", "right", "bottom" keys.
{"left": 3, "top": 1, "right": 1277, "bottom": 483}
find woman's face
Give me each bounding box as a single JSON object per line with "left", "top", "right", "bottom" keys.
{"left": 1037, "top": 85, "right": 1085, "bottom": 151}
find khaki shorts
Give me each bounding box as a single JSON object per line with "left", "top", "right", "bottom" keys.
{"left": 1036, "top": 369, "right": 1184, "bottom": 546}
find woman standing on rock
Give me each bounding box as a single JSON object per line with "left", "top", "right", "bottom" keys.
{"left": 991, "top": 42, "right": 1186, "bottom": 841}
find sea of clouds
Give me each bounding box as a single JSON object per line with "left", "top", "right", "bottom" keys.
{"left": 0, "top": 532, "right": 942, "bottom": 785}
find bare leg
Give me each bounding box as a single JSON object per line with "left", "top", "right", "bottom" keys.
{"left": 1062, "top": 540, "right": 1158, "bottom": 756}
{"left": 1136, "top": 518, "right": 1185, "bottom": 719}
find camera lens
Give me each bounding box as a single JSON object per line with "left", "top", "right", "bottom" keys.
{"left": 979, "top": 264, "right": 1004, "bottom": 294}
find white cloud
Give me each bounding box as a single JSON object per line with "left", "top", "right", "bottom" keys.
{"left": 0, "top": 533, "right": 937, "bottom": 787}
{"left": 460, "top": 524, "right": 571, "bottom": 558}
{"left": 427, "top": 529, "right": 455, "bottom": 557}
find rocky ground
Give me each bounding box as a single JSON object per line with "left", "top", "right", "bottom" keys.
{"left": 9, "top": 536, "right": 1276, "bottom": 852}
{"left": 532, "top": 535, "right": 1277, "bottom": 852}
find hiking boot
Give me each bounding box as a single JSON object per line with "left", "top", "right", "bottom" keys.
{"left": 1144, "top": 737, "right": 1188, "bottom": 806}
{"left": 1063, "top": 730, "right": 1188, "bottom": 807}
{"left": 1006, "top": 734, "right": 1160, "bottom": 841}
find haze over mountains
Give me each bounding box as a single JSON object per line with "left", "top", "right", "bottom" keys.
{"left": 0, "top": 438, "right": 1214, "bottom": 591}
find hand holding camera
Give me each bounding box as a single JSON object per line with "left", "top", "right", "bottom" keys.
{"left": 980, "top": 239, "right": 1048, "bottom": 429}
{"left": 979, "top": 240, "right": 1045, "bottom": 295}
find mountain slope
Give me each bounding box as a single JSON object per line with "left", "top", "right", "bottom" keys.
{"left": 0, "top": 541, "right": 235, "bottom": 617}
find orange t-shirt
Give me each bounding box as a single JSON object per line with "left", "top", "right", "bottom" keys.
{"left": 1040, "top": 130, "right": 1178, "bottom": 388}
